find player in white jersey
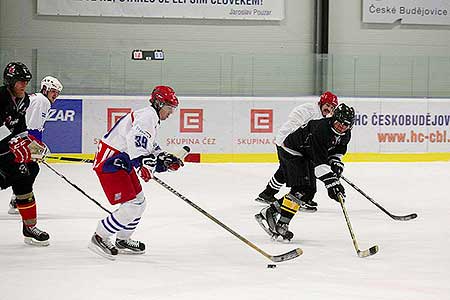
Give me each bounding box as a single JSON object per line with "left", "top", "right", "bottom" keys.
{"left": 8, "top": 76, "right": 63, "bottom": 214}
{"left": 254, "top": 91, "right": 338, "bottom": 209}
{"left": 88, "top": 86, "right": 184, "bottom": 260}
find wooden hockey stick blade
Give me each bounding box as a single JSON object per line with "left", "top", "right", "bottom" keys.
{"left": 270, "top": 248, "right": 303, "bottom": 262}
{"left": 357, "top": 245, "right": 379, "bottom": 258}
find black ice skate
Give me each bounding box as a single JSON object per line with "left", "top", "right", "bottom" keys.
{"left": 274, "top": 222, "right": 294, "bottom": 241}
{"left": 255, "top": 191, "right": 277, "bottom": 204}
{"left": 88, "top": 233, "right": 118, "bottom": 260}
{"left": 255, "top": 206, "right": 279, "bottom": 238}
{"left": 8, "top": 197, "right": 19, "bottom": 215}
{"left": 285, "top": 193, "right": 317, "bottom": 213}
{"left": 23, "top": 225, "right": 50, "bottom": 246}
{"left": 115, "top": 238, "right": 146, "bottom": 254}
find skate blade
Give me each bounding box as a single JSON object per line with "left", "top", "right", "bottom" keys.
{"left": 88, "top": 242, "right": 117, "bottom": 261}
{"left": 24, "top": 237, "right": 49, "bottom": 247}
{"left": 117, "top": 248, "right": 146, "bottom": 255}
{"left": 254, "top": 197, "right": 272, "bottom": 205}
{"left": 8, "top": 208, "right": 19, "bottom": 215}
{"left": 255, "top": 214, "right": 278, "bottom": 239}
{"left": 299, "top": 206, "right": 317, "bottom": 213}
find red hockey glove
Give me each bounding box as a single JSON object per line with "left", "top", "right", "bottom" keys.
{"left": 8, "top": 135, "right": 32, "bottom": 163}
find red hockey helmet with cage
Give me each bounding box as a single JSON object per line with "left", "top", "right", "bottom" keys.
{"left": 318, "top": 91, "right": 338, "bottom": 107}
{"left": 150, "top": 86, "right": 179, "bottom": 110}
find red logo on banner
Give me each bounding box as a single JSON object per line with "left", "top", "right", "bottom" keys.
{"left": 251, "top": 109, "right": 273, "bottom": 133}
{"left": 107, "top": 108, "right": 132, "bottom": 131}
{"left": 180, "top": 109, "right": 203, "bottom": 133}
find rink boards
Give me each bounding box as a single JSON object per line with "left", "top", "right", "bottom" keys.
{"left": 42, "top": 96, "right": 450, "bottom": 162}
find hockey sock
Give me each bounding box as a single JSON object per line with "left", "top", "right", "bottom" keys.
{"left": 265, "top": 169, "right": 285, "bottom": 195}
{"left": 96, "top": 195, "right": 147, "bottom": 239}
{"left": 16, "top": 192, "right": 37, "bottom": 227}
{"left": 278, "top": 194, "right": 301, "bottom": 224}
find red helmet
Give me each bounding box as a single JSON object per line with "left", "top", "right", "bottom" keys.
{"left": 150, "top": 86, "right": 178, "bottom": 110}
{"left": 318, "top": 91, "right": 338, "bottom": 107}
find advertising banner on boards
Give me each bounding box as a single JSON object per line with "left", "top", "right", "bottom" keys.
{"left": 37, "top": 0, "right": 284, "bottom": 21}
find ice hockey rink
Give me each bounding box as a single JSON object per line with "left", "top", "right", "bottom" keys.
{"left": 1, "top": 161, "right": 449, "bottom": 300}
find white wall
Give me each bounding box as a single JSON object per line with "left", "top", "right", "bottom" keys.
{"left": 329, "top": 0, "right": 450, "bottom": 56}
{"left": 0, "top": 0, "right": 314, "bottom": 55}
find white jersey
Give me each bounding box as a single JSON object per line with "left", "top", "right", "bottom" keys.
{"left": 96, "top": 106, "right": 160, "bottom": 165}
{"left": 275, "top": 102, "right": 323, "bottom": 146}
{"left": 25, "top": 93, "right": 51, "bottom": 131}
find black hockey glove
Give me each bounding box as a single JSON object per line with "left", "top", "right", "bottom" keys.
{"left": 328, "top": 157, "right": 344, "bottom": 178}
{"left": 320, "top": 173, "right": 345, "bottom": 203}
{"left": 156, "top": 152, "right": 184, "bottom": 172}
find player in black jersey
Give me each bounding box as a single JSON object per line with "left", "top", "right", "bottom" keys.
{"left": 0, "top": 62, "right": 50, "bottom": 246}
{"left": 255, "top": 103, "right": 355, "bottom": 241}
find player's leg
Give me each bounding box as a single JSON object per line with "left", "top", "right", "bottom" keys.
{"left": 255, "top": 146, "right": 287, "bottom": 204}
{"left": 11, "top": 162, "right": 50, "bottom": 246}
{"left": 90, "top": 168, "right": 148, "bottom": 258}
{"left": 255, "top": 166, "right": 285, "bottom": 204}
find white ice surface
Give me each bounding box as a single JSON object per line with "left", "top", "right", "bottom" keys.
{"left": 1, "top": 162, "right": 449, "bottom": 300}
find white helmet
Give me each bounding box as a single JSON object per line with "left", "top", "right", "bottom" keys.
{"left": 41, "top": 76, "right": 63, "bottom": 93}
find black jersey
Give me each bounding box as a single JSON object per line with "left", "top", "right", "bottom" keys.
{"left": 283, "top": 118, "right": 351, "bottom": 178}
{"left": 0, "top": 85, "right": 30, "bottom": 155}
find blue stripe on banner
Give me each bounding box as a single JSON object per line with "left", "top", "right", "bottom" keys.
{"left": 128, "top": 221, "right": 140, "bottom": 226}
{"left": 101, "top": 219, "right": 116, "bottom": 234}
{"left": 106, "top": 217, "right": 121, "bottom": 232}
{"left": 110, "top": 214, "right": 126, "bottom": 229}
{"left": 133, "top": 217, "right": 141, "bottom": 222}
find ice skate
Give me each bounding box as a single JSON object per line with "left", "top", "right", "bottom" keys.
{"left": 115, "top": 238, "right": 146, "bottom": 254}
{"left": 255, "top": 206, "right": 280, "bottom": 239}
{"left": 274, "top": 222, "right": 294, "bottom": 241}
{"left": 88, "top": 233, "right": 118, "bottom": 260}
{"left": 23, "top": 225, "right": 50, "bottom": 246}
{"left": 8, "top": 196, "right": 19, "bottom": 215}
{"left": 255, "top": 191, "right": 277, "bottom": 204}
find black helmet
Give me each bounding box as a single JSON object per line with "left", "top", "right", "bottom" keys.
{"left": 3, "top": 62, "right": 32, "bottom": 87}
{"left": 331, "top": 103, "right": 355, "bottom": 134}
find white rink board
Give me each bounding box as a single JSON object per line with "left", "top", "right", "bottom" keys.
{"left": 57, "top": 95, "right": 450, "bottom": 154}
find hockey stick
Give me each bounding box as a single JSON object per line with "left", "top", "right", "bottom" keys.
{"left": 341, "top": 176, "right": 417, "bottom": 221}
{"left": 42, "top": 161, "right": 112, "bottom": 214}
{"left": 47, "top": 154, "right": 302, "bottom": 262}
{"left": 47, "top": 155, "right": 94, "bottom": 164}
{"left": 337, "top": 193, "right": 378, "bottom": 258}
{"left": 153, "top": 175, "right": 303, "bottom": 263}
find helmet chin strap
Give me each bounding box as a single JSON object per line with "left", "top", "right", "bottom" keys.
{"left": 331, "top": 121, "right": 347, "bottom": 136}
{"left": 331, "top": 126, "right": 345, "bottom": 136}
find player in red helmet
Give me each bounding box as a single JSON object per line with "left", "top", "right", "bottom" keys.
{"left": 254, "top": 91, "right": 339, "bottom": 209}
{"left": 89, "top": 85, "right": 184, "bottom": 260}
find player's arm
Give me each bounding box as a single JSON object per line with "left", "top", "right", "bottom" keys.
{"left": 310, "top": 131, "right": 345, "bottom": 203}
{"left": 327, "top": 131, "right": 351, "bottom": 177}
